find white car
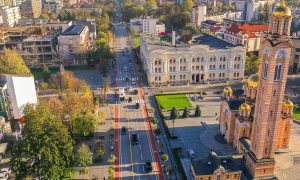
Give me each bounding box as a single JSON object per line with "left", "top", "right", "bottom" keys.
{"left": 0, "top": 173, "right": 8, "bottom": 180}
{"left": 0, "top": 168, "right": 11, "bottom": 174}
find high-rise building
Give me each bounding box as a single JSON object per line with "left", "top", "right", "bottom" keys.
{"left": 245, "top": 1, "right": 293, "bottom": 178}
{"left": 0, "top": 6, "right": 21, "bottom": 27}
{"left": 190, "top": 5, "right": 206, "bottom": 28}
{"left": 20, "top": 0, "right": 41, "bottom": 19}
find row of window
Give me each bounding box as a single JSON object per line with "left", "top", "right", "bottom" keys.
{"left": 262, "top": 61, "right": 282, "bottom": 81}
{"left": 156, "top": 56, "right": 242, "bottom": 65}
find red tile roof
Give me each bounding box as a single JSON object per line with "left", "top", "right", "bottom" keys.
{"left": 210, "top": 26, "right": 222, "bottom": 33}
{"left": 225, "top": 24, "right": 268, "bottom": 38}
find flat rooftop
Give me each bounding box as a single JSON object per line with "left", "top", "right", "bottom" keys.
{"left": 61, "top": 25, "right": 85, "bottom": 36}
{"left": 23, "top": 35, "right": 55, "bottom": 42}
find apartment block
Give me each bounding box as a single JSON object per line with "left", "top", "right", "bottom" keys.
{"left": 0, "top": 6, "right": 21, "bottom": 27}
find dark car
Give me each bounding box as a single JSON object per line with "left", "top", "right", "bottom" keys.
{"left": 131, "top": 134, "right": 139, "bottom": 145}
{"left": 128, "top": 97, "right": 132, "bottom": 102}
{"left": 135, "top": 103, "right": 140, "bottom": 109}
{"left": 144, "top": 161, "right": 152, "bottom": 173}
{"left": 121, "top": 126, "right": 127, "bottom": 135}
{"left": 133, "top": 89, "right": 138, "bottom": 95}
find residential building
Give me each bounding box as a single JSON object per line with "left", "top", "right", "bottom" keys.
{"left": 218, "top": 1, "right": 294, "bottom": 179}
{"left": 0, "top": 74, "right": 37, "bottom": 121}
{"left": 45, "top": 20, "right": 72, "bottom": 32}
{"left": 224, "top": 24, "right": 268, "bottom": 52}
{"left": 0, "top": 6, "right": 21, "bottom": 27}
{"left": 22, "top": 34, "right": 59, "bottom": 65}
{"left": 246, "top": 0, "right": 272, "bottom": 22}
{"left": 190, "top": 5, "right": 206, "bottom": 28}
{"left": 20, "top": 0, "right": 42, "bottom": 18}
{"left": 140, "top": 33, "right": 246, "bottom": 86}
{"left": 58, "top": 24, "right": 89, "bottom": 64}
{"left": 0, "top": 0, "right": 16, "bottom": 7}
{"left": 72, "top": 19, "right": 96, "bottom": 44}
{"left": 205, "top": 12, "right": 243, "bottom": 23}
{"left": 130, "top": 17, "right": 165, "bottom": 35}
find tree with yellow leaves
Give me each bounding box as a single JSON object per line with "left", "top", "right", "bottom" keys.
{"left": 0, "top": 49, "right": 31, "bottom": 75}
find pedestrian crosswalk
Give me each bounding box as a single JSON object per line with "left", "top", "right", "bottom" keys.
{"left": 115, "top": 99, "right": 144, "bottom": 105}
{"left": 116, "top": 77, "right": 138, "bottom": 81}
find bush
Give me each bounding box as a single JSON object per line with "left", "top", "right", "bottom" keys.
{"left": 195, "top": 105, "right": 201, "bottom": 117}
{"left": 95, "top": 142, "right": 105, "bottom": 160}
{"left": 150, "top": 117, "right": 158, "bottom": 124}
{"left": 154, "top": 127, "right": 161, "bottom": 135}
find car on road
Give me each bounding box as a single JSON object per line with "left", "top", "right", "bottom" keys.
{"left": 121, "top": 126, "right": 127, "bottom": 135}
{"left": 131, "top": 134, "right": 139, "bottom": 145}
{"left": 0, "top": 173, "right": 8, "bottom": 180}
{"left": 187, "top": 148, "right": 197, "bottom": 159}
{"left": 144, "top": 161, "right": 153, "bottom": 173}
{"left": 128, "top": 97, "right": 132, "bottom": 102}
{"left": 0, "top": 168, "right": 11, "bottom": 175}
{"left": 133, "top": 89, "right": 138, "bottom": 95}
{"left": 135, "top": 103, "right": 140, "bottom": 109}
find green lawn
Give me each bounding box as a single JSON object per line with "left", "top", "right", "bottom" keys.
{"left": 295, "top": 109, "right": 300, "bottom": 121}
{"left": 30, "top": 65, "right": 93, "bottom": 80}
{"left": 156, "top": 94, "right": 192, "bottom": 110}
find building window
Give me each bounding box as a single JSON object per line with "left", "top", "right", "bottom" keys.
{"left": 196, "top": 66, "right": 199, "bottom": 70}
{"left": 173, "top": 75, "right": 176, "bottom": 80}
{"left": 201, "top": 66, "right": 204, "bottom": 70}
{"left": 263, "top": 61, "right": 269, "bottom": 79}
{"left": 158, "top": 76, "right": 161, "bottom": 81}
{"left": 274, "top": 64, "right": 282, "bottom": 81}
{"left": 169, "top": 75, "right": 172, "bottom": 80}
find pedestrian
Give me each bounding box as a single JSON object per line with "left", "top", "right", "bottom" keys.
{"left": 90, "top": 145, "right": 92, "bottom": 150}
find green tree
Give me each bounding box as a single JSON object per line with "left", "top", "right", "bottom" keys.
{"left": 170, "top": 106, "right": 179, "bottom": 120}
{"left": 71, "top": 112, "right": 97, "bottom": 140}
{"left": 108, "top": 166, "right": 114, "bottom": 180}
{"left": 181, "top": 106, "right": 190, "bottom": 118}
{"left": 161, "top": 153, "right": 169, "bottom": 162}
{"left": 11, "top": 104, "right": 74, "bottom": 179}
{"left": 76, "top": 143, "right": 93, "bottom": 167}
{"left": 184, "top": 0, "right": 195, "bottom": 11}
{"left": 245, "top": 55, "right": 259, "bottom": 75}
{"left": 150, "top": 117, "right": 158, "bottom": 124}
{"left": 195, "top": 104, "right": 201, "bottom": 117}
{"left": 95, "top": 142, "right": 105, "bottom": 160}
{"left": 107, "top": 154, "right": 116, "bottom": 164}
{"left": 42, "top": 64, "right": 51, "bottom": 82}
{"left": 154, "top": 127, "right": 161, "bottom": 135}
{"left": 0, "top": 49, "right": 31, "bottom": 75}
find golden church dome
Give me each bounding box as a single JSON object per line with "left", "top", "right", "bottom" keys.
{"left": 240, "top": 103, "right": 251, "bottom": 112}
{"left": 223, "top": 86, "right": 233, "bottom": 95}
{"left": 273, "top": 1, "right": 291, "bottom": 17}
{"left": 246, "top": 74, "right": 258, "bottom": 88}
{"left": 283, "top": 99, "right": 294, "bottom": 109}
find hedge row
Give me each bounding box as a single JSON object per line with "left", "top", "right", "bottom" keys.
{"left": 153, "top": 96, "right": 171, "bottom": 139}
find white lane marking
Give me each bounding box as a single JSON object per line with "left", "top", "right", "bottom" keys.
{"left": 139, "top": 144, "right": 141, "bottom": 150}
{"left": 140, "top": 153, "right": 143, "bottom": 160}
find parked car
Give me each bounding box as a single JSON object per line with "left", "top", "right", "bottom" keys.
{"left": 0, "top": 168, "right": 11, "bottom": 174}
{"left": 0, "top": 173, "right": 8, "bottom": 180}
{"left": 131, "top": 134, "right": 139, "bottom": 145}
{"left": 133, "top": 89, "right": 138, "bottom": 95}
{"left": 144, "top": 161, "right": 153, "bottom": 173}
{"left": 121, "top": 126, "right": 127, "bottom": 135}
{"left": 187, "top": 149, "right": 197, "bottom": 159}
{"left": 128, "top": 97, "right": 132, "bottom": 102}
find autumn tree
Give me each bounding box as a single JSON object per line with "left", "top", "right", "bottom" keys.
{"left": 11, "top": 104, "right": 74, "bottom": 179}
{"left": 0, "top": 48, "right": 31, "bottom": 75}
{"left": 184, "top": 0, "right": 195, "bottom": 11}
{"left": 42, "top": 64, "right": 51, "bottom": 82}
{"left": 76, "top": 143, "right": 93, "bottom": 167}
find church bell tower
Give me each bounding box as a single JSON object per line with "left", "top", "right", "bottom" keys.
{"left": 245, "top": 1, "right": 293, "bottom": 178}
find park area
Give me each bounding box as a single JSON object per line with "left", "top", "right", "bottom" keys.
{"left": 156, "top": 94, "right": 192, "bottom": 110}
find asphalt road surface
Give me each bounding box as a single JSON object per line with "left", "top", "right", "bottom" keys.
{"left": 113, "top": 1, "right": 163, "bottom": 180}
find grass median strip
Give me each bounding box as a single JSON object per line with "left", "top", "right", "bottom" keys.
{"left": 156, "top": 94, "right": 192, "bottom": 110}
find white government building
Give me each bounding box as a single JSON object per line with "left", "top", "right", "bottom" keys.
{"left": 140, "top": 33, "right": 246, "bottom": 86}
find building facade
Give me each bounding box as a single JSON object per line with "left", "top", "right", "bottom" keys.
{"left": 58, "top": 24, "right": 89, "bottom": 64}
{"left": 224, "top": 24, "right": 267, "bottom": 52}
{"left": 0, "top": 6, "right": 21, "bottom": 27}
{"left": 0, "top": 74, "right": 37, "bottom": 121}
{"left": 130, "top": 17, "right": 165, "bottom": 35}
{"left": 190, "top": 5, "right": 206, "bottom": 28}
{"left": 140, "top": 33, "right": 246, "bottom": 86}
{"left": 219, "top": 1, "right": 294, "bottom": 179}
{"left": 20, "top": 0, "right": 42, "bottom": 19}
{"left": 291, "top": 38, "right": 300, "bottom": 73}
